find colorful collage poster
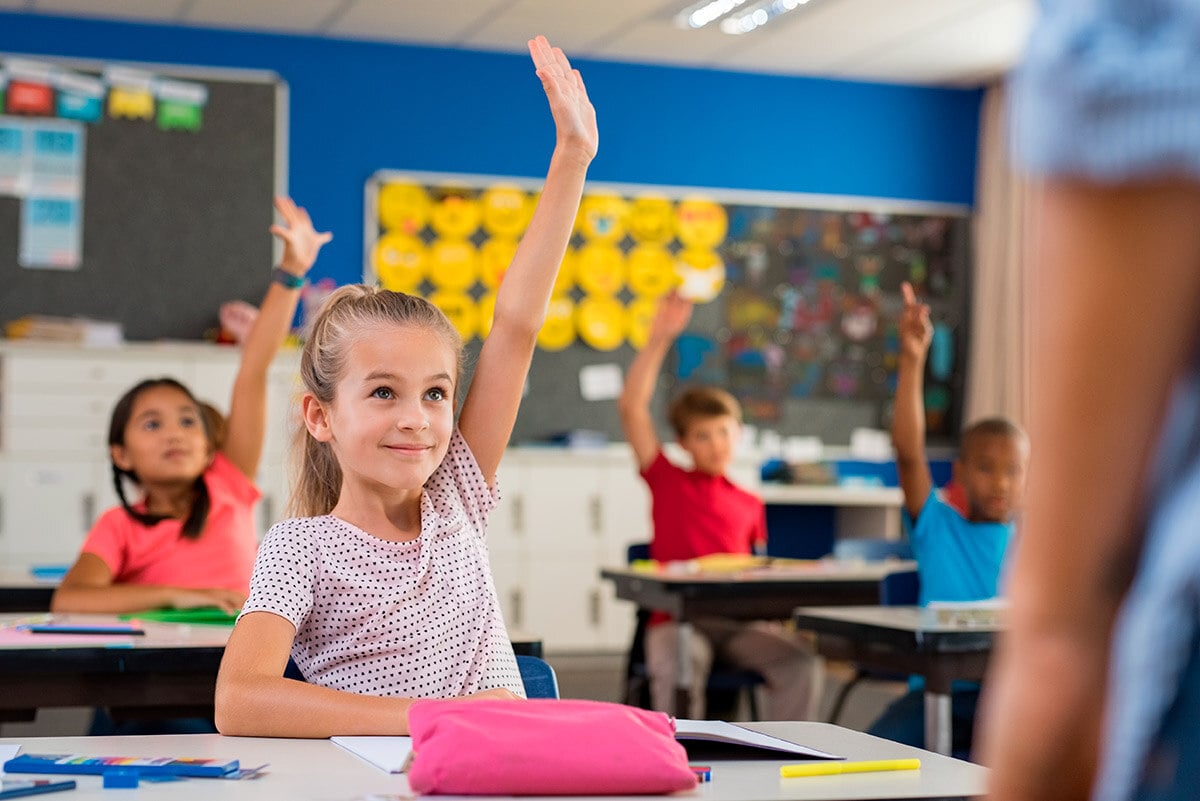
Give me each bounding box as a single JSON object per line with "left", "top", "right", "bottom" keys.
{"left": 0, "top": 116, "right": 85, "bottom": 269}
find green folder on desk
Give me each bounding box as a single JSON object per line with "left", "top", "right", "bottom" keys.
{"left": 119, "top": 607, "right": 239, "bottom": 626}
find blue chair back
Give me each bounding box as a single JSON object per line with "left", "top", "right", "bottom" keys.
{"left": 516, "top": 654, "right": 560, "bottom": 699}
{"left": 880, "top": 569, "right": 920, "bottom": 606}
{"left": 832, "top": 537, "right": 914, "bottom": 562}
{"left": 627, "top": 542, "right": 651, "bottom": 563}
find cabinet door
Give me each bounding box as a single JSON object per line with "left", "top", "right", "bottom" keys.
{"left": 520, "top": 552, "right": 608, "bottom": 652}
{"left": 520, "top": 462, "right": 605, "bottom": 553}
{"left": 0, "top": 460, "right": 95, "bottom": 564}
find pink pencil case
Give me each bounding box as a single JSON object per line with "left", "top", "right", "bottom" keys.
{"left": 407, "top": 698, "right": 697, "bottom": 796}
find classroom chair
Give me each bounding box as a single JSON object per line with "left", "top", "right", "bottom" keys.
{"left": 621, "top": 542, "right": 765, "bottom": 720}
{"left": 825, "top": 565, "right": 920, "bottom": 725}
{"left": 516, "top": 654, "right": 560, "bottom": 699}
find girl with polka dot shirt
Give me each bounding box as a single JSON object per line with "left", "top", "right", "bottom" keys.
{"left": 215, "top": 36, "right": 597, "bottom": 737}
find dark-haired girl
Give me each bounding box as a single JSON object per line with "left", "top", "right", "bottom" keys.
{"left": 51, "top": 197, "right": 330, "bottom": 615}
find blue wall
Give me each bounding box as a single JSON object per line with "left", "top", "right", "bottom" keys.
{"left": 0, "top": 12, "right": 982, "bottom": 286}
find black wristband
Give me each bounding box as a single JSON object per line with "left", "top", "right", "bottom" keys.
{"left": 271, "top": 266, "right": 306, "bottom": 290}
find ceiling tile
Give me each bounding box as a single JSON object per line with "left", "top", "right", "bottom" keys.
{"left": 461, "top": 0, "right": 673, "bottom": 53}
{"left": 0, "top": 0, "right": 31, "bottom": 9}
{"left": 837, "top": 0, "right": 1034, "bottom": 84}
{"left": 582, "top": 15, "right": 742, "bottom": 68}
{"left": 186, "top": 0, "right": 345, "bottom": 34}
{"left": 31, "top": 0, "right": 187, "bottom": 22}
{"left": 327, "top": 0, "right": 515, "bottom": 45}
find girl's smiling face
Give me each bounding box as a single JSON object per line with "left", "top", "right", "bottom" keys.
{"left": 309, "top": 324, "right": 458, "bottom": 495}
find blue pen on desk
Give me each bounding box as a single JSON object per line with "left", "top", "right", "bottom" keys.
{"left": 19, "top": 624, "right": 145, "bottom": 636}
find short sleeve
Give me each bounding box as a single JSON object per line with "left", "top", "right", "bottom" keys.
{"left": 903, "top": 489, "right": 957, "bottom": 548}
{"left": 78, "top": 507, "right": 133, "bottom": 577}
{"left": 426, "top": 428, "right": 499, "bottom": 536}
{"left": 240, "top": 519, "right": 319, "bottom": 628}
{"left": 206, "top": 452, "right": 262, "bottom": 506}
{"left": 640, "top": 451, "right": 679, "bottom": 487}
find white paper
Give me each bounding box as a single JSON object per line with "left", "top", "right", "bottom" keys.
{"left": 0, "top": 743, "right": 22, "bottom": 767}
{"left": 674, "top": 719, "right": 840, "bottom": 759}
{"left": 331, "top": 736, "right": 414, "bottom": 774}
{"left": 849, "top": 427, "right": 892, "bottom": 461}
{"left": 578, "top": 363, "right": 623, "bottom": 401}
{"left": 783, "top": 436, "right": 824, "bottom": 464}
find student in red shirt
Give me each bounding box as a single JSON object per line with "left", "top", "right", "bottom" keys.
{"left": 618, "top": 291, "right": 822, "bottom": 720}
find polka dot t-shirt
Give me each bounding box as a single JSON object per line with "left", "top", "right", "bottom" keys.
{"left": 241, "top": 429, "right": 525, "bottom": 699}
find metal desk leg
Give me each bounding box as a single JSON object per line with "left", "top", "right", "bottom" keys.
{"left": 675, "top": 622, "right": 693, "bottom": 718}
{"left": 924, "top": 690, "right": 952, "bottom": 755}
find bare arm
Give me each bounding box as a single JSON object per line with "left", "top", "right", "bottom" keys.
{"left": 618, "top": 291, "right": 693, "bottom": 470}
{"left": 215, "top": 611, "right": 517, "bottom": 737}
{"left": 891, "top": 282, "right": 934, "bottom": 518}
{"left": 459, "top": 36, "right": 597, "bottom": 481}
{"left": 222, "top": 197, "right": 331, "bottom": 480}
{"left": 50, "top": 553, "right": 244, "bottom": 614}
{"left": 981, "top": 180, "right": 1200, "bottom": 801}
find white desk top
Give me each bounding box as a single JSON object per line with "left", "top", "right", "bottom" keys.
{"left": 0, "top": 722, "right": 987, "bottom": 800}
{"left": 757, "top": 485, "right": 904, "bottom": 507}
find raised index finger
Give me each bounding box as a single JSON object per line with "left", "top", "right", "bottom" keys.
{"left": 528, "top": 35, "right": 554, "bottom": 73}
{"left": 901, "top": 281, "right": 917, "bottom": 307}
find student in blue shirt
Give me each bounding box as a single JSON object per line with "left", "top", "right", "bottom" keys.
{"left": 866, "top": 281, "right": 1029, "bottom": 755}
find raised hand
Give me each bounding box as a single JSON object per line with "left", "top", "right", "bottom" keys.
{"left": 898, "top": 282, "right": 932, "bottom": 360}
{"left": 528, "top": 35, "right": 598, "bottom": 165}
{"left": 650, "top": 290, "right": 694, "bottom": 343}
{"left": 270, "top": 195, "right": 333, "bottom": 276}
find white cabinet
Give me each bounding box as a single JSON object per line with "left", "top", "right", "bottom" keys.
{"left": 487, "top": 450, "right": 649, "bottom": 654}
{"left": 0, "top": 342, "right": 299, "bottom": 566}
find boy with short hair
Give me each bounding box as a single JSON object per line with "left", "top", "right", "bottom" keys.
{"left": 869, "top": 281, "right": 1030, "bottom": 751}
{"left": 618, "top": 291, "right": 822, "bottom": 721}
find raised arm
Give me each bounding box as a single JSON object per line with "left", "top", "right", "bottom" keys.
{"left": 618, "top": 291, "right": 693, "bottom": 470}
{"left": 458, "top": 35, "right": 597, "bottom": 481}
{"left": 892, "top": 281, "right": 934, "bottom": 518}
{"left": 222, "top": 197, "right": 331, "bottom": 480}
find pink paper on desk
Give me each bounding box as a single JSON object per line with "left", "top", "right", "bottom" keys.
{"left": 0, "top": 627, "right": 136, "bottom": 647}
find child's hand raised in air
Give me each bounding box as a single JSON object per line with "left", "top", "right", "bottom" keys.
{"left": 898, "top": 281, "right": 932, "bottom": 361}
{"left": 528, "top": 35, "right": 598, "bottom": 166}
{"left": 270, "top": 195, "right": 333, "bottom": 277}
{"left": 650, "top": 290, "right": 694, "bottom": 344}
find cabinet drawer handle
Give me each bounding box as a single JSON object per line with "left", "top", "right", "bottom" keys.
{"left": 82, "top": 493, "right": 96, "bottom": 532}
{"left": 513, "top": 495, "right": 524, "bottom": 536}
{"left": 510, "top": 588, "right": 523, "bottom": 627}
{"left": 589, "top": 495, "right": 602, "bottom": 535}
{"left": 589, "top": 589, "right": 601, "bottom": 626}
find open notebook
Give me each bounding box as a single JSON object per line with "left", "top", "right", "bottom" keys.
{"left": 332, "top": 721, "right": 837, "bottom": 774}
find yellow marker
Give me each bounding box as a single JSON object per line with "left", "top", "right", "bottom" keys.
{"left": 780, "top": 759, "right": 920, "bottom": 778}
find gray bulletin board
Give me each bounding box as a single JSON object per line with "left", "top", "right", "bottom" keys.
{"left": 365, "top": 174, "right": 970, "bottom": 447}
{"left": 0, "top": 56, "right": 285, "bottom": 341}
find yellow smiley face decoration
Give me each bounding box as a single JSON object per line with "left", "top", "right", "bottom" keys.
{"left": 626, "top": 297, "right": 659, "bottom": 350}
{"left": 428, "top": 291, "right": 479, "bottom": 341}
{"left": 373, "top": 233, "right": 427, "bottom": 292}
{"left": 576, "top": 296, "right": 626, "bottom": 352}
{"left": 675, "top": 248, "right": 726, "bottom": 303}
{"left": 628, "top": 196, "right": 675, "bottom": 245}
{"left": 428, "top": 240, "right": 479, "bottom": 292}
{"left": 576, "top": 194, "right": 628, "bottom": 243}
{"left": 378, "top": 182, "right": 431, "bottom": 235}
{"left": 479, "top": 238, "right": 518, "bottom": 290}
{"left": 481, "top": 186, "right": 532, "bottom": 238}
{"left": 626, "top": 244, "right": 676, "bottom": 299}
{"left": 675, "top": 198, "right": 727, "bottom": 249}
{"left": 430, "top": 191, "right": 482, "bottom": 239}
{"left": 575, "top": 243, "right": 626, "bottom": 297}
{"left": 537, "top": 297, "right": 576, "bottom": 351}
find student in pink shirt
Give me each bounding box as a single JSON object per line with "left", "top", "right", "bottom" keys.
{"left": 214, "top": 36, "right": 597, "bottom": 738}
{"left": 51, "top": 196, "right": 332, "bottom": 615}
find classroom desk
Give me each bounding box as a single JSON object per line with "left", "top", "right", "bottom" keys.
{"left": 759, "top": 484, "right": 906, "bottom": 541}
{"left": 0, "top": 722, "right": 988, "bottom": 800}
{"left": 600, "top": 561, "right": 916, "bottom": 716}
{"left": 0, "top": 568, "right": 57, "bottom": 613}
{"left": 0, "top": 614, "right": 543, "bottom": 723}
{"left": 793, "top": 606, "right": 1000, "bottom": 756}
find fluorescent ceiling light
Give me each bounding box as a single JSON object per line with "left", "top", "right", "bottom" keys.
{"left": 723, "top": 0, "right": 810, "bottom": 34}
{"left": 675, "top": 0, "right": 751, "bottom": 29}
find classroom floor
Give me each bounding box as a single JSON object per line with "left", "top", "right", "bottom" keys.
{"left": 0, "top": 653, "right": 905, "bottom": 737}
